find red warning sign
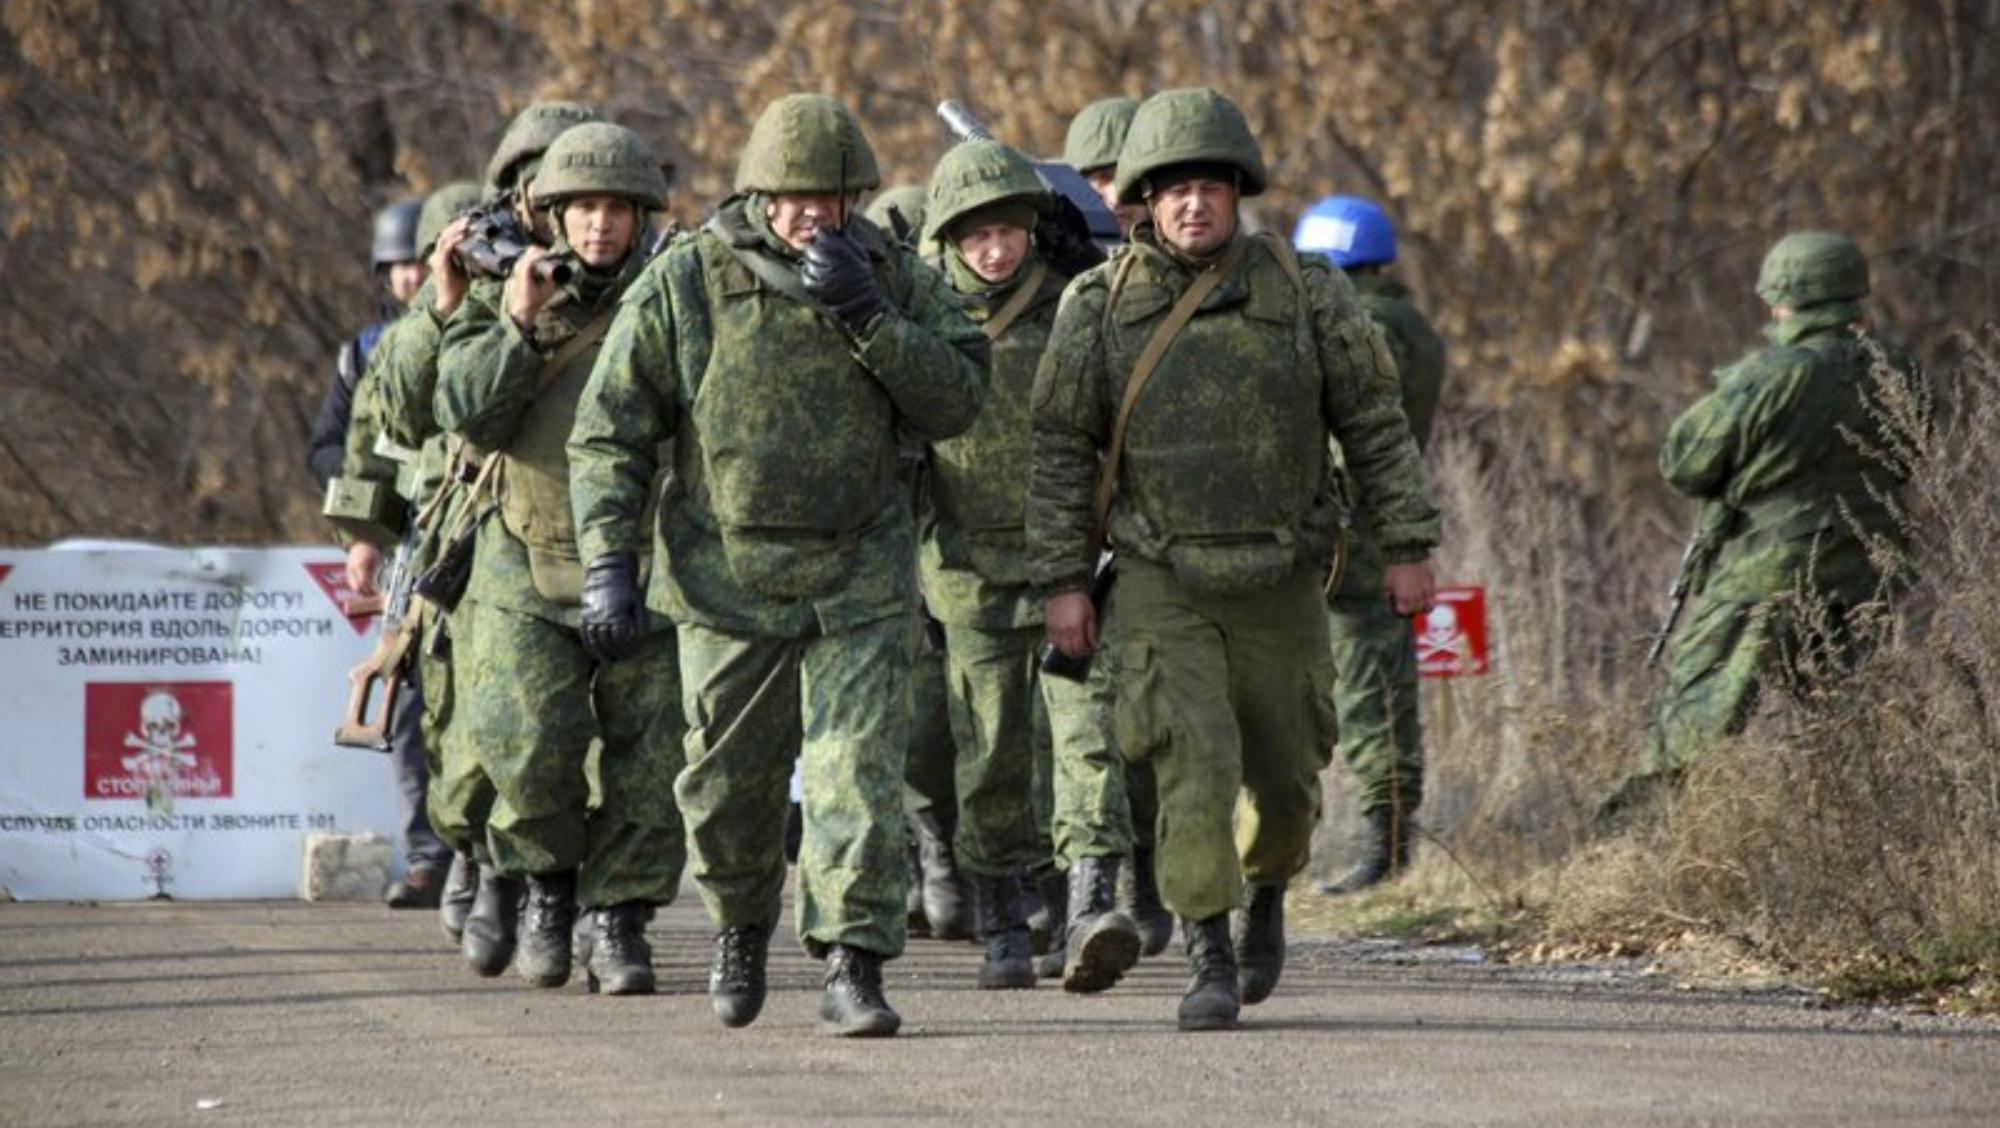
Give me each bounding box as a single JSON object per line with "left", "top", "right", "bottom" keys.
{"left": 1415, "top": 586, "right": 1490, "bottom": 678}
{"left": 303, "top": 562, "right": 377, "bottom": 636}
{"left": 0, "top": 564, "right": 12, "bottom": 585}
{"left": 84, "top": 681, "right": 234, "bottom": 804}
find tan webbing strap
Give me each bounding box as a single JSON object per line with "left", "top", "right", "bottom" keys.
{"left": 1088, "top": 237, "right": 1248, "bottom": 549}
{"left": 536, "top": 307, "right": 615, "bottom": 391}
{"left": 981, "top": 259, "right": 1049, "bottom": 342}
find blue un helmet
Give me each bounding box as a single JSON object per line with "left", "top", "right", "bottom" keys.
{"left": 1292, "top": 194, "right": 1396, "bottom": 269}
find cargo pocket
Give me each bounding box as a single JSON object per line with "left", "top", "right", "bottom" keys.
{"left": 1113, "top": 640, "right": 1169, "bottom": 764}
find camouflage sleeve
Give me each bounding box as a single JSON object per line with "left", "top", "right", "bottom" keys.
{"left": 433, "top": 279, "right": 542, "bottom": 452}
{"left": 373, "top": 283, "right": 446, "bottom": 450}
{"left": 1659, "top": 361, "right": 1768, "bottom": 499}
{"left": 1307, "top": 259, "right": 1440, "bottom": 562}
{"left": 338, "top": 363, "right": 395, "bottom": 485}
{"left": 1026, "top": 271, "right": 1114, "bottom": 592}
{"left": 853, "top": 248, "right": 989, "bottom": 442}
{"left": 569, "top": 255, "right": 683, "bottom": 564}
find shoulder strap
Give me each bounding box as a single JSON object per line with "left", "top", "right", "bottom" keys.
{"left": 1256, "top": 231, "right": 1307, "bottom": 294}
{"left": 535, "top": 306, "right": 616, "bottom": 390}
{"left": 981, "top": 259, "right": 1050, "bottom": 342}
{"left": 1088, "top": 236, "right": 1249, "bottom": 549}
{"left": 704, "top": 215, "right": 829, "bottom": 314}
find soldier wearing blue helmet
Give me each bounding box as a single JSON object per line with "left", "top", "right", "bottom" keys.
{"left": 1294, "top": 195, "right": 1447, "bottom": 895}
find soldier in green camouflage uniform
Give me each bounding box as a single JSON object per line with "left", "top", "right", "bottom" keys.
{"left": 1606, "top": 232, "right": 1919, "bottom": 813}
{"left": 1030, "top": 88, "right": 1440, "bottom": 1031}
{"left": 1061, "top": 95, "right": 1175, "bottom": 957}
{"left": 865, "top": 184, "right": 978, "bottom": 943}
{"left": 568, "top": 94, "right": 987, "bottom": 1037}
{"left": 434, "top": 122, "right": 684, "bottom": 995}
{"left": 363, "top": 179, "right": 488, "bottom": 941}
{"left": 1291, "top": 195, "right": 1447, "bottom": 895}
{"left": 918, "top": 139, "right": 1142, "bottom": 993}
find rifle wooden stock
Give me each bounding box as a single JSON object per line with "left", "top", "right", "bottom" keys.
{"left": 334, "top": 611, "right": 417, "bottom": 751}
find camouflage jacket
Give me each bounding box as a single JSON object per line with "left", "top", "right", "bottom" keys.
{"left": 1661, "top": 303, "right": 1919, "bottom": 605}
{"left": 1029, "top": 228, "right": 1439, "bottom": 595}
{"left": 920, "top": 249, "right": 1071, "bottom": 629}
{"left": 1330, "top": 272, "right": 1447, "bottom": 602}
{"left": 436, "top": 263, "right": 640, "bottom": 628}
{"left": 568, "top": 198, "right": 989, "bottom": 638}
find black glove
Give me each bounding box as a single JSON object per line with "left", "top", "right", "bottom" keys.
{"left": 801, "top": 227, "right": 889, "bottom": 335}
{"left": 579, "top": 552, "right": 646, "bottom": 663}
{"left": 1036, "top": 196, "right": 1108, "bottom": 277}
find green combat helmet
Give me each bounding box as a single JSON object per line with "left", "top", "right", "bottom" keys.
{"left": 1755, "top": 231, "right": 1870, "bottom": 310}
{"left": 1063, "top": 96, "right": 1138, "bottom": 175}
{"left": 1114, "top": 87, "right": 1268, "bottom": 205}
{"left": 532, "top": 122, "right": 669, "bottom": 210}
{"left": 485, "top": 100, "right": 602, "bottom": 193}
{"left": 865, "top": 184, "right": 927, "bottom": 244}
{"left": 415, "top": 180, "right": 483, "bottom": 256}
{"left": 735, "top": 93, "right": 881, "bottom": 195}
{"left": 922, "top": 139, "right": 1050, "bottom": 244}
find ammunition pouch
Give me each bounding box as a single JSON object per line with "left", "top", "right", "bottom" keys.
{"left": 322, "top": 475, "right": 408, "bottom": 547}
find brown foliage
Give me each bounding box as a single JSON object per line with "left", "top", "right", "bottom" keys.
{"left": 3, "top": 1, "right": 1994, "bottom": 544}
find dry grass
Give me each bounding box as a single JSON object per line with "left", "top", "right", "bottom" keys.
{"left": 1309, "top": 329, "right": 2000, "bottom": 1010}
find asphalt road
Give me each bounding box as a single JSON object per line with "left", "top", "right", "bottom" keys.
{"left": 1, "top": 896, "right": 1995, "bottom": 1127}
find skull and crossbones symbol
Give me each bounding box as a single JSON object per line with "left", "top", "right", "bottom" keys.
{"left": 122, "top": 690, "right": 197, "bottom": 804}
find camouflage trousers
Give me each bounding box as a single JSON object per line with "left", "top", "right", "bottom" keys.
{"left": 1646, "top": 592, "right": 1862, "bottom": 778}
{"left": 418, "top": 601, "right": 494, "bottom": 856}
{"left": 461, "top": 601, "right": 686, "bottom": 909}
{"left": 904, "top": 621, "right": 957, "bottom": 829}
{"left": 1326, "top": 593, "right": 1423, "bottom": 818}
{"left": 941, "top": 623, "right": 1134, "bottom": 875}
{"left": 676, "top": 617, "right": 910, "bottom": 958}
{"left": 1108, "top": 558, "right": 1337, "bottom": 921}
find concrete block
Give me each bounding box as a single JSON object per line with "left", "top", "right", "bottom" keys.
{"left": 299, "top": 832, "right": 391, "bottom": 902}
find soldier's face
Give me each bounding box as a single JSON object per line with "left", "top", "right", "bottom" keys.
{"left": 1084, "top": 168, "right": 1147, "bottom": 235}
{"left": 384, "top": 261, "right": 427, "bottom": 304}
{"left": 954, "top": 222, "right": 1031, "bottom": 284}
{"left": 1150, "top": 177, "right": 1238, "bottom": 259}
{"left": 561, "top": 196, "right": 640, "bottom": 267}
{"left": 767, "top": 192, "right": 861, "bottom": 250}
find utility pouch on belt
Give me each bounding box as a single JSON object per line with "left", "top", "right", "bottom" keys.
{"left": 321, "top": 475, "right": 407, "bottom": 547}
{"left": 1039, "top": 238, "right": 1247, "bottom": 683}
{"left": 413, "top": 453, "right": 500, "bottom": 613}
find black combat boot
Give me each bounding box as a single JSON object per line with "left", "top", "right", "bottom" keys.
{"left": 1119, "top": 846, "right": 1176, "bottom": 957}
{"left": 971, "top": 872, "right": 1036, "bottom": 989}
{"left": 914, "top": 812, "right": 973, "bottom": 940}
{"left": 709, "top": 920, "right": 774, "bottom": 1028}
{"left": 1062, "top": 854, "right": 1142, "bottom": 994}
{"left": 461, "top": 848, "right": 524, "bottom": 978}
{"left": 820, "top": 944, "right": 901, "bottom": 1038}
{"left": 1234, "top": 880, "right": 1286, "bottom": 1005}
{"left": 1178, "top": 914, "right": 1241, "bottom": 1032}
{"left": 438, "top": 850, "right": 479, "bottom": 944}
{"left": 385, "top": 863, "right": 445, "bottom": 910}
{"left": 585, "top": 902, "right": 655, "bottom": 996}
{"left": 1026, "top": 867, "right": 1066, "bottom": 956}
{"left": 515, "top": 869, "right": 578, "bottom": 988}
{"left": 1316, "top": 807, "right": 1412, "bottom": 895}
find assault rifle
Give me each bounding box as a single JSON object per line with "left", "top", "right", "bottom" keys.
{"left": 1646, "top": 503, "right": 1736, "bottom": 667}
{"left": 456, "top": 197, "right": 577, "bottom": 285}
{"left": 935, "top": 100, "right": 1118, "bottom": 274}
{"left": 334, "top": 519, "right": 425, "bottom": 750}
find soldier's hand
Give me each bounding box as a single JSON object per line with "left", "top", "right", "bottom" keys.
{"left": 1384, "top": 560, "right": 1437, "bottom": 617}
{"left": 1045, "top": 590, "right": 1099, "bottom": 659}
{"left": 580, "top": 552, "right": 646, "bottom": 663}
{"left": 801, "top": 228, "right": 889, "bottom": 335}
{"left": 505, "top": 246, "right": 561, "bottom": 333}
{"left": 431, "top": 216, "right": 473, "bottom": 319}
{"left": 345, "top": 542, "right": 383, "bottom": 598}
